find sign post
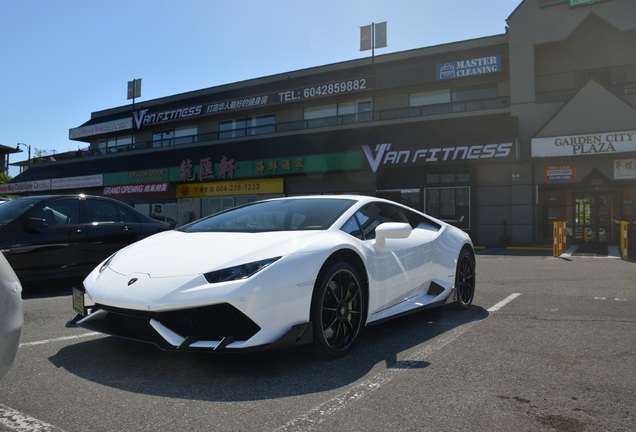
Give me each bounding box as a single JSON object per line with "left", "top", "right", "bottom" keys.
{"left": 128, "top": 78, "right": 142, "bottom": 144}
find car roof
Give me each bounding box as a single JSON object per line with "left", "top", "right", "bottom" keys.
{"left": 266, "top": 194, "right": 371, "bottom": 202}
{"left": 264, "top": 194, "right": 403, "bottom": 207}
{"left": 16, "top": 194, "right": 98, "bottom": 200}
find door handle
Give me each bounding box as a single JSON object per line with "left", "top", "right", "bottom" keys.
{"left": 122, "top": 225, "right": 134, "bottom": 231}
{"left": 69, "top": 229, "right": 83, "bottom": 235}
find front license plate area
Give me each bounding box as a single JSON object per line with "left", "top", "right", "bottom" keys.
{"left": 72, "top": 287, "right": 86, "bottom": 316}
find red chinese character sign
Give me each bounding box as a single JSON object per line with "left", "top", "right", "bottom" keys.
{"left": 180, "top": 155, "right": 239, "bottom": 182}
{"left": 180, "top": 159, "right": 195, "bottom": 181}
{"left": 220, "top": 156, "right": 237, "bottom": 179}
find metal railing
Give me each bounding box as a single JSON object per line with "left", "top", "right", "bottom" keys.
{"left": 91, "top": 96, "right": 510, "bottom": 156}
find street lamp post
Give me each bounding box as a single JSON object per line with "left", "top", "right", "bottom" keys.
{"left": 16, "top": 143, "right": 31, "bottom": 167}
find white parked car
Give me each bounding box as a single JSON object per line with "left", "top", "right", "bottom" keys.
{"left": 72, "top": 195, "right": 475, "bottom": 358}
{"left": 0, "top": 252, "right": 23, "bottom": 380}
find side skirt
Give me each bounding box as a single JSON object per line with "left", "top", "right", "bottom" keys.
{"left": 366, "top": 294, "right": 454, "bottom": 327}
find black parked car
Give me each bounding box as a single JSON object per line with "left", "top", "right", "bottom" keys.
{"left": 0, "top": 195, "right": 171, "bottom": 284}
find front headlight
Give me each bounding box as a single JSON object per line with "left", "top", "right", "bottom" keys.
{"left": 204, "top": 257, "right": 280, "bottom": 284}
{"left": 99, "top": 253, "right": 117, "bottom": 273}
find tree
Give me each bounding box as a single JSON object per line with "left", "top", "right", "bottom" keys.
{"left": 0, "top": 172, "right": 10, "bottom": 184}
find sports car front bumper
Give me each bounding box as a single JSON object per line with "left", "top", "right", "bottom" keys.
{"left": 69, "top": 300, "right": 313, "bottom": 352}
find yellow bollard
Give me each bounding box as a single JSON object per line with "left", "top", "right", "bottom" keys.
{"left": 620, "top": 221, "right": 629, "bottom": 261}
{"left": 553, "top": 221, "right": 566, "bottom": 257}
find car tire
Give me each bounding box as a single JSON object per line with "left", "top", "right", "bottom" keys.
{"left": 310, "top": 261, "right": 364, "bottom": 359}
{"left": 453, "top": 248, "right": 475, "bottom": 310}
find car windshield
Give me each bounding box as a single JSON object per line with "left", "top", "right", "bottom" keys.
{"left": 179, "top": 198, "right": 356, "bottom": 233}
{"left": 0, "top": 197, "right": 42, "bottom": 224}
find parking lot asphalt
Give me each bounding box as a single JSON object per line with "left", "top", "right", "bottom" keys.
{"left": 2, "top": 249, "right": 635, "bottom": 432}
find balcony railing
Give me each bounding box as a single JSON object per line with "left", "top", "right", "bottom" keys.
{"left": 91, "top": 96, "right": 510, "bottom": 156}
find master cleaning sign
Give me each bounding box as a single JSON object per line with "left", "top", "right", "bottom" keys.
{"left": 436, "top": 55, "right": 501, "bottom": 80}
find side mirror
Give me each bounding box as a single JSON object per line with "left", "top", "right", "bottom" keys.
{"left": 24, "top": 217, "right": 48, "bottom": 232}
{"left": 375, "top": 222, "right": 412, "bottom": 248}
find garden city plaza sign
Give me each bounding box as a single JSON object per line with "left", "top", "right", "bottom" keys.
{"left": 531, "top": 130, "right": 636, "bottom": 158}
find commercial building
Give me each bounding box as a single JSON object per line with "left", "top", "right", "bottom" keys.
{"left": 4, "top": 0, "right": 635, "bottom": 247}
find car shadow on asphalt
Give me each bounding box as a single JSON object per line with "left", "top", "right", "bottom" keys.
{"left": 48, "top": 305, "right": 488, "bottom": 402}
{"left": 476, "top": 247, "right": 553, "bottom": 257}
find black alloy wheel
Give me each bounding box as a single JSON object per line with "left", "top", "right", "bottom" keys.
{"left": 454, "top": 249, "right": 475, "bottom": 310}
{"left": 311, "top": 261, "right": 364, "bottom": 358}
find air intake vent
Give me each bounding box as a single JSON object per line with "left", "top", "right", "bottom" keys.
{"left": 427, "top": 282, "right": 445, "bottom": 296}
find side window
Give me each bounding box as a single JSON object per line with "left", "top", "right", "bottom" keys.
{"left": 86, "top": 200, "right": 120, "bottom": 223}
{"left": 118, "top": 205, "right": 139, "bottom": 223}
{"left": 345, "top": 202, "right": 409, "bottom": 240}
{"left": 32, "top": 199, "right": 80, "bottom": 226}
{"left": 341, "top": 216, "right": 364, "bottom": 240}
{"left": 403, "top": 207, "right": 442, "bottom": 231}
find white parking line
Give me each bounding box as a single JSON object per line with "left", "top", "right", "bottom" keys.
{"left": 3, "top": 333, "right": 101, "bottom": 432}
{"left": 19, "top": 332, "right": 101, "bottom": 348}
{"left": 0, "top": 403, "right": 65, "bottom": 432}
{"left": 274, "top": 293, "right": 522, "bottom": 431}
{"left": 487, "top": 293, "right": 522, "bottom": 312}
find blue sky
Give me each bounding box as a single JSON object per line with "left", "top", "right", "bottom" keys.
{"left": 0, "top": 0, "right": 521, "bottom": 177}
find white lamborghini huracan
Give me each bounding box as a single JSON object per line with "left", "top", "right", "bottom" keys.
{"left": 71, "top": 195, "right": 475, "bottom": 358}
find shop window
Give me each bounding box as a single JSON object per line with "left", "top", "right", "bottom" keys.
{"left": 410, "top": 85, "right": 497, "bottom": 113}
{"left": 410, "top": 89, "right": 451, "bottom": 106}
{"left": 456, "top": 173, "right": 471, "bottom": 183}
{"left": 220, "top": 115, "right": 275, "bottom": 139}
{"left": 235, "top": 195, "right": 258, "bottom": 207}
{"left": 426, "top": 173, "right": 440, "bottom": 184}
{"left": 377, "top": 188, "right": 421, "bottom": 211}
{"left": 152, "top": 126, "right": 197, "bottom": 147}
{"left": 206, "top": 197, "right": 235, "bottom": 216}
{"left": 116, "top": 136, "right": 133, "bottom": 149}
{"left": 452, "top": 85, "right": 497, "bottom": 110}
{"left": 153, "top": 130, "right": 175, "bottom": 148}
{"left": 452, "top": 85, "right": 497, "bottom": 101}
{"left": 201, "top": 196, "right": 258, "bottom": 218}
{"left": 175, "top": 126, "right": 198, "bottom": 145}
{"left": 425, "top": 186, "right": 470, "bottom": 230}
{"left": 304, "top": 100, "right": 372, "bottom": 125}
{"left": 134, "top": 202, "right": 178, "bottom": 228}
{"left": 622, "top": 189, "right": 636, "bottom": 224}
{"left": 305, "top": 104, "right": 337, "bottom": 120}
{"left": 249, "top": 115, "right": 275, "bottom": 135}
{"left": 426, "top": 172, "right": 471, "bottom": 184}
{"left": 335, "top": 100, "right": 373, "bottom": 123}
{"left": 98, "top": 135, "right": 134, "bottom": 154}
{"left": 357, "top": 101, "right": 373, "bottom": 121}
{"left": 441, "top": 173, "right": 455, "bottom": 183}
{"left": 220, "top": 119, "right": 245, "bottom": 138}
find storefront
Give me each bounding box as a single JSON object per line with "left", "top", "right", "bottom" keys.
{"left": 533, "top": 130, "right": 636, "bottom": 244}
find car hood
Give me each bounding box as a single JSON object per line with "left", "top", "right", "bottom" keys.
{"left": 107, "top": 229, "right": 324, "bottom": 278}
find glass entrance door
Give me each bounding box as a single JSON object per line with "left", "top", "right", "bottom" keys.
{"left": 574, "top": 192, "right": 620, "bottom": 243}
